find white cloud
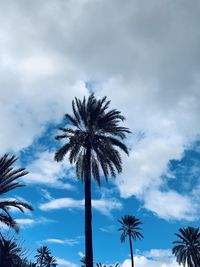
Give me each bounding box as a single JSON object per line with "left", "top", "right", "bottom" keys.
{"left": 143, "top": 189, "right": 197, "bottom": 221}
{"left": 43, "top": 238, "right": 79, "bottom": 246}
{"left": 16, "top": 217, "right": 54, "bottom": 228}
{"left": 0, "top": 0, "right": 200, "bottom": 221}
{"left": 56, "top": 258, "right": 78, "bottom": 267}
{"left": 121, "top": 249, "right": 179, "bottom": 267}
{"left": 15, "top": 218, "right": 35, "bottom": 226}
{"left": 39, "top": 198, "right": 83, "bottom": 211}
{"left": 39, "top": 197, "right": 122, "bottom": 216}
{"left": 24, "top": 151, "right": 75, "bottom": 189}
{"left": 0, "top": 217, "right": 54, "bottom": 230}
{"left": 92, "top": 198, "right": 122, "bottom": 216}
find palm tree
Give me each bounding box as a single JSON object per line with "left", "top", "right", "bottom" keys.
{"left": 118, "top": 215, "right": 143, "bottom": 267}
{"left": 0, "top": 154, "right": 33, "bottom": 232}
{"left": 172, "top": 226, "right": 200, "bottom": 267}
{"left": 55, "top": 94, "right": 130, "bottom": 267}
{"left": 0, "top": 234, "right": 24, "bottom": 267}
{"left": 35, "top": 246, "right": 51, "bottom": 267}
{"left": 45, "top": 255, "right": 57, "bottom": 267}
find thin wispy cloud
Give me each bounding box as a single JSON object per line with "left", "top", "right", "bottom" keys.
{"left": 39, "top": 197, "right": 122, "bottom": 216}
{"left": 43, "top": 237, "right": 81, "bottom": 246}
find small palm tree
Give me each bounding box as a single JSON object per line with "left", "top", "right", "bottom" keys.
{"left": 172, "top": 226, "right": 200, "bottom": 267}
{"left": 0, "top": 235, "right": 23, "bottom": 267}
{"left": 45, "top": 255, "right": 57, "bottom": 267}
{"left": 35, "top": 246, "right": 57, "bottom": 267}
{"left": 55, "top": 94, "right": 130, "bottom": 267}
{"left": 118, "top": 215, "right": 143, "bottom": 267}
{"left": 35, "top": 246, "right": 51, "bottom": 267}
{"left": 0, "top": 154, "right": 33, "bottom": 232}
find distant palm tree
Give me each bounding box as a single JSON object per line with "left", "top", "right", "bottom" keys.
{"left": 118, "top": 215, "right": 143, "bottom": 267}
{"left": 0, "top": 235, "right": 23, "bottom": 267}
{"left": 55, "top": 94, "right": 130, "bottom": 267}
{"left": 35, "top": 246, "right": 57, "bottom": 267}
{"left": 35, "top": 246, "right": 51, "bottom": 267}
{"left": 172, "top": 226, "right": 200, "bottom": 267}
{"left": 45, "top": 255, "right": 57, "bottom": 267}
{"left": 0, "top": 154, "right": 33, "bottom": 232}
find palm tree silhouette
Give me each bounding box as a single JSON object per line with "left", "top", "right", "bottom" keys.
{"left": 0, "top": 235, "right": 23, "bottom": 267}
{"left": 35, "top": 246, "right": 51, "bottom": 267}
{"left": 0, "top": 154, "right": 33, "bottom": 232}
{"left": 46, "top": 255, "right": 57, "bottom": 267}
{"left": 118, "top": 215, "right": 143, "bottom": 267}
{"left": 172, "top": 226, "right": 200, "bottom": 267}
{"left": 55, "top": 94, "right": 130, "bottom": 267}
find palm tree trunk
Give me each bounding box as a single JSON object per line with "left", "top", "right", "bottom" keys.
{"left": 129, "top": 234, "right": 134, "bottom": 267}
{"left": 85, "top": 147, "right": 93, "bottom": 267}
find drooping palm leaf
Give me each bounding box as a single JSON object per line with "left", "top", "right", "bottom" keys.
{"left": 0, "top": 154, "right": 33, "bottom": 232}
{"left": 172, "top": 227, "right": 200, "bottom": 267}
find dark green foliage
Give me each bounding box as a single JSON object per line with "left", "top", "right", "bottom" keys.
{"left": 55, "top": 94, "right": 130, "bottom": 266}
{"left": 0, "top": 235, "right": 24, "bottom": 267}
{"left": 35, "top": 246, "right": 57, "bottom": 267}
{"left": 55, "top": 94, "right": 130, "bottom": 185}
{"left": 172, "top": 226, "right": 200, "bottom": 267}
{"left": 0, "top": 154, "right": 33, "bottom": 232}
{"left": 118, "top": 215, "right": 143, "bottom": 267}
{"left": 118, "top": 215, "right": 144, "bottom": 243}
{"left": 55, "top": 94, "right": 130, "bottom": 267}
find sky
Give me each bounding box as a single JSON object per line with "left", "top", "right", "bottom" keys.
{"left": 0, "top": 0, "right": 200, "bottom": 266}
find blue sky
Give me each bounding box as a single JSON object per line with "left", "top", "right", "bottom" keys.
{"left": 0, "top": 0, "right": 200, "bottom": 266}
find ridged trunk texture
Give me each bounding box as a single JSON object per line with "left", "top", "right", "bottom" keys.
{"left": 85, "top": 148, "right": 93, "bottom": 267}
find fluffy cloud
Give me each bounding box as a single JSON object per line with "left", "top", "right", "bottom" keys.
{"left": 39, "top": 197, "right": 122, "bottom": 216}
{"left": 24, "top": 151, "right": 75, "bottom": 189}
{"left": 121, "top": 249, "right": 179, "bottom": 267}
{"left": 1, "top": 0, "right": 200, "bottom": 221}
{"left": 143, "top": 189, "right": 197, "bottom": 221}
{"left": 0, "top": 217, "right": 54, "bottom": 230}
{"left": 55, "top": 258, "right": 78, "bottom": 267}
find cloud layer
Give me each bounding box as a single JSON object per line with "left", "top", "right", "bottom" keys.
{"left": 0, "top": 0, "right": 200, "bottom": 221}
{"left": 39, "top": 197, "right": 122, "bottom": 216}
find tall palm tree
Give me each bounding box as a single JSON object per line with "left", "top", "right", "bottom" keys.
{"left": 55, "top": 94, "right": 130, "bottom": 267}
{"left": 118, "top": 215, "right": 143, "bottom": 267}
{"left": 0, "top": 154, "right": 33, "bottom": 232}
{"left": 172, "top": 226, "right": 200, "bottom": 267}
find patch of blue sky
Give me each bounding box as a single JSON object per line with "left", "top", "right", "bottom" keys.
{"left": 85, "top": 80, "right": 103, "bottom": 93}
{"left": 166, "top": 140, "right": 200, "bottom": 194}
{"left": 5, "top": 117, "right": 200, "bottom": 265}
{"left": 19, "top": 121, "right": 63, "bottom": 165}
